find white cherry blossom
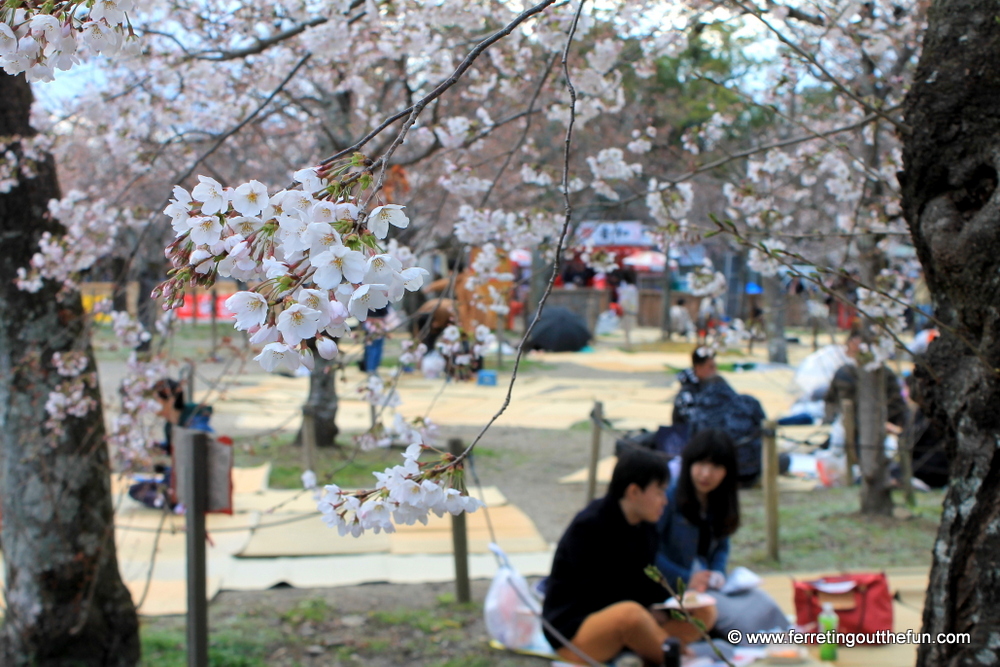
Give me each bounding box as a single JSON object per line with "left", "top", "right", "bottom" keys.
{"left": 226, "top": 292, "right": 269, "bottom": 330}
{"left": 348, "top": 284, "right": 389, "bottom": 321}
{"left": 276, "top": 304, "right": 322, "bottom": 346}
{"left": 191, "top": 176, "right": 228, "bottom": 215}
{"left": 367, "top": 204, "right": 409, "bottom": 239}
{"left": 254, "top": 342, "right": 301, "bottom": 374}
{"left": 231, "top": 180, "right": 269, "bottom": 216}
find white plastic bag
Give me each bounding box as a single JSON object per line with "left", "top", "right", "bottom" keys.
{"left": 484, "top": 544, "right": 543, "bottom": 650}
{"left": 595, "top": 310, "right": 620, "bottom": 336}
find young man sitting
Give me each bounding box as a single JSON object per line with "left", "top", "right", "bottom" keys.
{"left": 542, "top": 448, "right": 717, "bottom": 665}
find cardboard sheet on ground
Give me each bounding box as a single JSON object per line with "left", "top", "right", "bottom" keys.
{"left": 219, "top": 549, "right": 556, "bottom": 590}
{"left": 237, "top": 503, "right": 545, "bottom": 558}
{"left": 124, "top": 578, "right": 222, "bottom": 616}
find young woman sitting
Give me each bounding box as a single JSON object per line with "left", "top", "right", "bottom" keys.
{"left": 542, "top": 448, "right": 717, "bottom": 665}
{"left": 656, "top": 429, "right": 789, "bottom": 641}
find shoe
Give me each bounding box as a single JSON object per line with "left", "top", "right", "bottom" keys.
{"left": 661, "top": 638, "right": 681, "bottom": 667}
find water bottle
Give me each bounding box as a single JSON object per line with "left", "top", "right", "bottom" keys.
{"left": 818, "top": 602, "right": 839, "bottom": 661}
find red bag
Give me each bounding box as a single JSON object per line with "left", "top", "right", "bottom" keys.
{"left": 794, "top": 573, "right": 893, "bottom": 638}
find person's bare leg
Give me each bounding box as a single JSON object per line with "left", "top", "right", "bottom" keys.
{"left": 659, "top": 604, "right": 719, "bottom": 645}
{"left": 555, "top": 601, "right": 670, "bottom": 665}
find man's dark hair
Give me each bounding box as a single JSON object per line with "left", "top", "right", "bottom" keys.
{"left": 608, "top": 448, "right": 670, "bottom": 500}
{"left": 676, "top": 429, "right": 740, "bottom": 537}
{"left": 154, "top": 378, "right": 184, "bottom": 411}
{"left": 676, "top": 298, "right": 686, "bottom": 306}
{"left": 692, "top": 346, "right": 715, "bottom": 367}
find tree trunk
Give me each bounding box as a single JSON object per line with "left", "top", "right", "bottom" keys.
{"left": 901, "top": 2, "right": 1000, "bottom": 664}
{"left": 762, "top": 274, "right": 787, "bottom": 363}
{"left": 856, "top": 235, "right": 893, "bottom": 516}
{"left": 0, "top": 75, "right": 140, "bottom": 666}
{"left": 660, "top": 266, "right": 673, "bottom": 341}
{"left": 301, "top": 355, "right": 339, "bottom": 447}
{"left": 857, "top": 365, "right": 892, "bottom": 514}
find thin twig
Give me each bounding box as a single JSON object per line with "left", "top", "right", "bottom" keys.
{"left": 729, "top": 0, "right": 907, "bottom": 132}
{"left": 455, "top": 0, "right": 585, "bottom": 465}
{"left": 319, "top": 0, "right": 558, "bottom": 168}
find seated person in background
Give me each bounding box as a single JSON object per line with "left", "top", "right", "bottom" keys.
{"left": 669, "top": 299, "right": 696, "bottom": 339}
{"left": 824, "top": 329, "right": 908, "bottom": 445}
{"left": 657, "top": 430, "right": 789, "bottom": 640}
{"left": 542, "top": 448, "right": 716, "bottom": 665}
{"left": 673, "top": 347, "right": 728, "bottom": 426}
{"left": 128, "top": 379, "right": 212, "bottom": 510}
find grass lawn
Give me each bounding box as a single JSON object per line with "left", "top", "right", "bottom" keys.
{"left": 233, "top": 432, "right": 499, "bottom": 490}
{"left": 732, "top": 485, "right": 943, "bottom": 573}
{"left": 139, "top": 593, "right": 514, "bottom": 667}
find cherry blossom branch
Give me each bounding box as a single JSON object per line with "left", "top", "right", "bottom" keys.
{"left": 595, "top": 112, "right": 883, "bottom": 211}
{"left": 319, "top": 0, "right": 559, "bottom": 168}
{"left": 117, "top": 53, "right": 312, "bottom": 280}
{"left": 666, "top": 113, "right": 881, "bottom": 183}
{"left": 729, "top": 0, "right": 908, "bottom": 132}
{"left": 172, "top": 53, "right": 313, "bottom": 187}
{"left": 455, "top": 0, "right": 587, "bottom": 465}
{"left": 187, "top": 17, "right": 328, "bottom": 61}
{"left": 690, "top": 72, "right": 897, "bottom": 184}
{"left": 478, "top": 53, "right": 558, "bottom": 207}
{"left": 712, "top": 218, "right": 998, "bottom": 378}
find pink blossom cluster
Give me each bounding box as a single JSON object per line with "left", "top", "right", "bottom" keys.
{"left": 16, "top": 191, "right": 126, "bottom": 294}
{"left": 318, "top": 442, "right": 482, "bottom": 537}
{"left": 155, "top": 161, "right": 429, "bottom": 375}
{"left": 1, "top": 0, "right": 139, "bottom": 81}
{"left": 44, "top": 350, "right": 96, "bottom": 436}
{"left": 106, "top": 350, "right": 168, "bottom": 469}
{"left": 0, "top": 134, "right": 50, "bottom": 193}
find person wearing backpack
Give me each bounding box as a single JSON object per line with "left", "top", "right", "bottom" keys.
{"left": 672, "top": 347, "right": 729, "bottom": 427}
{"left": 675, "top": 347, "right": 768, "bottom": 486}
{"left": 541, "top": 448, "right": 717, "bottom": 665}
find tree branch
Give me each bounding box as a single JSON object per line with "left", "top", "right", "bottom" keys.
{"left": 188, "top": 17, "right": 328, "bottom": 61}
{"left": 730, "top": 0, "right": 908, "bottom": 132}
{"left": 320, "top": 0, "right": 559, "bottom": 167}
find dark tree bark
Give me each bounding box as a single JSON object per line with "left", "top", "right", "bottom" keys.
{"left": 0, "top": 75, "right": 140, "bottom": 666}
{"left": 762, "top": 274, "right": 788, "bottom": 363}
{"left": 901, "top": 2, "right": 1000, "bottom": 664}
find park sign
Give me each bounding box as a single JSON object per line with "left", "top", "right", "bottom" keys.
{"left": 575, "top": 221, "right": 657, "bottom": 247}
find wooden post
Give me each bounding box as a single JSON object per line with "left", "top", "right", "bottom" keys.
{"left": 586, "top": 402, "right": 604, "bottom": 504}
{"left": 762, "top": 420, "right": 780, "bottom": 562}
{"left": 842, "top": 399, "right": 858, "bottom": 480}
{"left": 175, "top": 428, "right": 209, "bottom": 667}
{"left": 448, "top": 438, "right": 471, "bottom": 604}
{"left": 301, "top": 411, "right": 317, "bottom": 474}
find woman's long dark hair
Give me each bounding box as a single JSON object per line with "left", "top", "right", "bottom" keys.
{"left": 676, "top": 429, "right": 741, "bottom": 538}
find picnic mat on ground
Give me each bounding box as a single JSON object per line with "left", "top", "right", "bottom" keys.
{"left": 1, "top": 465, "right": 543, "bottom": 618}
{"left": 236, "top": 503, "right": 546, "bottom": 558}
